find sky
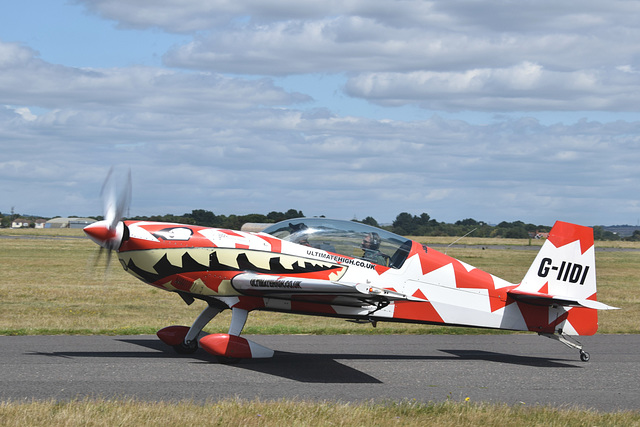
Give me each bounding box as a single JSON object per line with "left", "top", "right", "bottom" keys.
{"left": 1, "top": 0, "right": 640, "bottom": 227}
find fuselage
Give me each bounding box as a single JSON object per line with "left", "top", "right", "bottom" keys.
{"left": 112, "top": 219, "right": 542, "bottom": 332}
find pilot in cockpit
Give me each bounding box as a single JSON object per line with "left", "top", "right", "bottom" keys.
{"left": 295, "top": 233, "right": 311, "bottom": 247}
{"left": 361, "top": 232, "right": 388, "bottom": 265}
{"left": 290, "top": 222, "right": 312, "bottom": 247}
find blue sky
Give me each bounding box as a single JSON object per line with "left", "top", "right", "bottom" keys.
{"left": 1, "top": 2, "right": 188, "bottom": 68}
{"left": 1, "top": 0, "right": 640, "bottom": 226}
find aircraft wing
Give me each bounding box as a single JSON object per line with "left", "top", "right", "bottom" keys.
{"left": 230, "top": 272, "right": 426, "bottom": 307}
{"left": 507, "top": 289, "right": 619, "bottom": 310}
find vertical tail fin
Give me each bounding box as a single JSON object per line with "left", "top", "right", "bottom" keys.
{"left": 508, "top": 221, "right": 617, "bottom": 335}
{"left": 519, "top": 221, "right": 597, "bottom": 299}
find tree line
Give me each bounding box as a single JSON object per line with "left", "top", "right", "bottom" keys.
{"left": 2, "top": 209, "right": 634, "bottom": 241}
{"left": 128, "top": 209, "right": 628, "bottom": 241}
{"left": 130, "top": 209, "right": 305, "bottom": 232}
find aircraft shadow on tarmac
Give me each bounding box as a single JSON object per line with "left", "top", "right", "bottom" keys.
{"left": 229, "top": 350, "right": 579, "bottom": 383}
{"left": 28, "top": 337, "right": 578, "bottom": 384}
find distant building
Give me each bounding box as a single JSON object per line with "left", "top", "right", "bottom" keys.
{"left": 45, "top": 217, "right": 96, "bottom": 229}
{"left": 11, "top": 218, "right": 33, "bottom": 228}
{"left": 528, "top": 231, "right": 549, "bottom": 239}
{"left": 603, "top": 225, "right": 640, "bottom": 238}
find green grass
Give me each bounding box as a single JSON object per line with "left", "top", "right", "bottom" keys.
{"left": 1, "top": 398, "right": 639, "bottom": 426}
{"left": 0, "top": 229, "right": 638, "bottom": 335}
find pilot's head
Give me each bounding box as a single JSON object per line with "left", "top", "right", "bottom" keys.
{"left": 362, "top": 232, "right": 381, "bottom": 250}
{"left": 289, "top": 223, "right": 311, "bottom": 246}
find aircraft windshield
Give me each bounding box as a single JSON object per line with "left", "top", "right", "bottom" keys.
{"left": 262, "top": 218, "right": 412, "bottom": 269}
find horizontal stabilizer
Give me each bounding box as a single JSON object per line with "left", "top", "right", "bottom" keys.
{"left": 507, "top": 289, "right": 619, "bottom": 310}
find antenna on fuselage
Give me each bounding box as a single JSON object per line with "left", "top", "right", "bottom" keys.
{"left": 445, "top": 228, "right": 477, "bottom": 255}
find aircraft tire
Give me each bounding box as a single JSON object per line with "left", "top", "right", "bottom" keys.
{"left": 216, "top": 356, "right": 242, "bottom": 364}
{"left": 173, "top": 341, "right": 198, "bottom": 354}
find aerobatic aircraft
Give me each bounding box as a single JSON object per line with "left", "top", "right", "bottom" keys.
{"left": 84, "top": 171, "right": 617, "bottom": 363}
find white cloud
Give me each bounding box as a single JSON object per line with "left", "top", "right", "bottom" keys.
{"left": 77, "top": 0, "right": 640, "bottom": 33}
{"left": 2, "top": 68, "right": 639, "bottom": 224}
{"left": 5, "top": 106, "right": 37, "bottom": 121}
{"left": 0, "top": 41, "right": 310, "bottom": 111}
{"left": 344, "top": 63, "right": 640, "bottom": 111}
{"left": 137, "top": 2, "right": 640, "bottom": 112}
{"left": 76, "top": 0, "right": 443, "bottom": 32}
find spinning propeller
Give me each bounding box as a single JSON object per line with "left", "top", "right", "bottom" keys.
{"left": 84, "top": 167, "right": 131, "bottom": 269}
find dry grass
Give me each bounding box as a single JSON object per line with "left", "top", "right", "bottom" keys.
{"left": 1, "top": 398, "right": 638, "bottom": 427}
{"left": 0, "top": 229, "right": 638, "bottom": 335}
{"left": 0, "top": 228, "right": 86, "bottom": 238}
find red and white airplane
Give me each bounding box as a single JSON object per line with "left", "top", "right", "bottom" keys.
{"left": 85, "top": 172, "right": 617, "bottom": 363}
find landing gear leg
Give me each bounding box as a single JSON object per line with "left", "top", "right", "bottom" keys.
{"left": 539, "top": 331, "right": 590, "bottom": 362}
{"left": 228, "top": 307, "right": 249, "bottom": 336}
{"left": 173, "top": 303, "right": 223, "bottom": 354}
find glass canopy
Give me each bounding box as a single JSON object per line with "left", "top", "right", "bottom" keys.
{"left": 262, "top": 218, "right": 412, "bottom": 269}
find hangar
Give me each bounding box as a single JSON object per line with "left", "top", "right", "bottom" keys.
{"left": 45, "top": 217, "right": 96, "bottom": 229}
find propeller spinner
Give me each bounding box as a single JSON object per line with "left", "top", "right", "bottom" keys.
{"left": 84, "top": 220, "right": 125, "bottom": 250}
{"left": 84, "top": 167, "right": 131, "bottom": 265}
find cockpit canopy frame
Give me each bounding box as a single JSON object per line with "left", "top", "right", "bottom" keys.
{"left": 262, "top": 218, "right": 412, "bottom": 269}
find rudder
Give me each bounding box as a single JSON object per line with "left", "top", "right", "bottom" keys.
{"left": 510, "top": 221, "right": 617, "bottom": 335}
{"left": 519, "top": 221, "right": 597, "bottom": 300}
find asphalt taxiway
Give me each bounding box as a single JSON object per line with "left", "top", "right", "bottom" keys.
{"left": 1, "top": 334, "right": 638, "bottom": 411}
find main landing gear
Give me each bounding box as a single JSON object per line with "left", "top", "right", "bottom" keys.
{"left": 539, "top": 331, "right": 590, "bottom": 362}
{"left": 157, "top": 301, "right": 274, "bottom": 363}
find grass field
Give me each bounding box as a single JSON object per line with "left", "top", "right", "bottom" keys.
{"left": 2, "top": 398, "right": 639, "bottom": 426}
{"left": 0, "top": 228, "right": 637, "bottom": 335}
